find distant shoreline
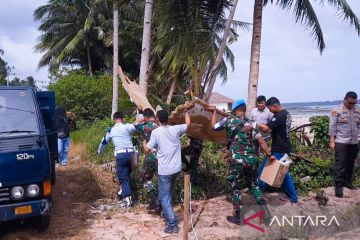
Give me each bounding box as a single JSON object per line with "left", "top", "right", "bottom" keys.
{"left": 283, "top": 100, "right": 342, "bottom": 108}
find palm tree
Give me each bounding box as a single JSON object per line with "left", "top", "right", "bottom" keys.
{"left": 152, "top": 0, "right": 248, "bottom": 100}
{"left": 139, "top": 0, "right": 154, "bottom": 95}
{"left": 203, "top": 0, "right": 239, "bottom": 102}
{"left": 112, "top": 5, "right": 120, "bottom": 116}
{"left": 34, "top": 0, "right": 112, "bottom": 75}
{"left": 246, "top": 0, "right": 360, "bottom": 114}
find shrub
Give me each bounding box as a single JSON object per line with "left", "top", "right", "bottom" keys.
{"left": 49, "top": 72, "right": 135, "bottom": 121}
{"left": 310, "top": 115, "right": 330, "bottom": 149}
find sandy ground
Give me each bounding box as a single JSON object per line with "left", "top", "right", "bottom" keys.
{"left": 1, "top": 143, "right": 360, "bottom": 240}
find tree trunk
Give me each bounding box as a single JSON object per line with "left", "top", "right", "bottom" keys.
{"left": 203, "top": 0, "right": 239, "bottom": 102}
{"left": 139, "top": 0, "right": 153, "bottom": 95}
{"left": 246, "top": 0, "right": 263, "bottom": 117}
{"left": 86, "top": 45, "right": 93, "bottom": 77}
{"left": 166, "top": 76, "right": 177, "bottom": 105}
{"left": 112, "top": 7, "right": 119, "bottom": 117}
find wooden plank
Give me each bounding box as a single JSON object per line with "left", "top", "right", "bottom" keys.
{"left": 183, "top": 174, "right": 190, "bottom": 240}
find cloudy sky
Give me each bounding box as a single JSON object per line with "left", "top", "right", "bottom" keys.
{"left": 0, "top": 0, "right": 359, "bottom": 102}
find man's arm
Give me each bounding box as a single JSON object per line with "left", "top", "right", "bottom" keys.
{"left": 144, "top": 131, "right": 156, "bottom": 153}
{"left": 257, "top": 123, "right": 271, "bottom": 132}
{"left": 143, "top": 140, "right": 151, "bottom": 153}
{"left": 97, "top": 128, "right": 111, "bottom": 155}
{"left": 185, "top": 110, "right": 191, "bottom": 129}
{"left": 328, "top": 110, "right": 338, "bottom": 150}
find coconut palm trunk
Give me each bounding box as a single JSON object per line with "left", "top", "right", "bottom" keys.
{"left": 204, "top": 0, "right": 239, "bottom": 102}
{"left": 246, "top": 0, "right": 263, "bottom": 116}
{"left": 112, "top": 7, "right": 119, "bottom": 117}
{"left": 166, "top": 76, "right": 177, "bottom": 105}
{"left": 86, "top": 45, "right": 93, "bottom": 77}
{"left": 139, "top": 0, "right": 153, "bottom": 95}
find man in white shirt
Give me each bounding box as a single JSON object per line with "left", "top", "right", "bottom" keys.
{"left": 98, "top": 111, "right": 136, "bottom": 207}
{"left": 251, "top": 95, "right": 273, "bottom": 124}
{"left": 144, "top": 108, "right": 191, "bottom": 234}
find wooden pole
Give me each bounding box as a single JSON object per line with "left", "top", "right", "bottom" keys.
{"left": 183, "top": 174, "right": 190, "bottom": 240}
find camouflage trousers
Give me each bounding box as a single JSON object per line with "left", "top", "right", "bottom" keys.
{"left": 139, "top": 152, "right": 157, "bottom": 195}
{"left": 227, "top": 154, "right": 263, "bottom": 210}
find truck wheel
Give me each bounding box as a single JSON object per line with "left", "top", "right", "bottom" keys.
{"left": 33, "top": 213, "right": 51, "bottom": 232}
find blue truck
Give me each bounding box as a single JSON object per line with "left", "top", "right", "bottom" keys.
{"left": 0, "top": 86, "right": 57, "bottom": 230}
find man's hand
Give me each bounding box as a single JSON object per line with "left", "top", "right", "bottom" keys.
{"left": 269, "top": 155, "right": 276, "bottom": 161}
{"left": 329, "top": 141, "right": 336, "bottom": 151}
{"left": 184, "top": 101, "right": 195, "bottom": 110}
{"left": 205, "top": 105, "right": 216, "bottom": 112}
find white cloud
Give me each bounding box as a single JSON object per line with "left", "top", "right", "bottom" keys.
{"left": 214, "top": 0, "right": 360, "bottom": 102}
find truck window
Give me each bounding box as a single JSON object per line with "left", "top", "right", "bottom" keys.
{"left": 0, "top": 89, "right": 39, "bottom": 137}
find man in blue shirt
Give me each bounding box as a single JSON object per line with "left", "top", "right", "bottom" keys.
{"left": 98, "top": 111, "right": 137, "bottom": 207}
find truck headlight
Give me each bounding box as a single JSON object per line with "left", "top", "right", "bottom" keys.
{"left": 11, "top": 186, "right": 25, "bottom": 200}
{"left": 26, "top": 184, "right": 40, "bottom": 197}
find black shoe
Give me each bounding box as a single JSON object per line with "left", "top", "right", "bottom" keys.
{"left": 343, "top": 181, "right": 358, "bottom": 190}
{"left": 164, "top": 226, "right": 179, "bottom": 234}
{"left": 147, "top": 199, "right": 161, "bottom": 211}
{"left": 335, "top": 184, "right": 344, "bottom": 198}
{"left": 226, "top": 210, "right": 244, "bottom": 225}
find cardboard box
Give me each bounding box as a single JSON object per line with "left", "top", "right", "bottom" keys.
{"left": 260, "top": 154, "right": 293, "bottom": 188}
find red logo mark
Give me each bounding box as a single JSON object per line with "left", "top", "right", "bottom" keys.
{"left": 243, "top": 210, "right": 265, "bottom": 233}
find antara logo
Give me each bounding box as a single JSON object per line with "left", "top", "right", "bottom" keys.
{"left": 269, "top": 215, "right": 340, "bottom": 227}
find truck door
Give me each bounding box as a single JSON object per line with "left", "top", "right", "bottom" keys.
{"left": 36, "top": 91, "right": 57, "bottom": 184}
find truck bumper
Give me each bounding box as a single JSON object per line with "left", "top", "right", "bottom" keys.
{"left": 0, "top": 199, "right": 51, "bottom": 222}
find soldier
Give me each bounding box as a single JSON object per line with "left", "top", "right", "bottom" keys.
{"left": 181, "top": 136, "right": 203, "bottom": 182}
{"left": 98, "top": 111, "right": 137, "bottom": 208}
{"left": 208, "top": 99, "right": 273, "bottom": 225}
{"left": 135, "top": 108, "right": 161, "bottom": 210}
{"left": 329, "top": 91, "right": 360, "bottom": 197}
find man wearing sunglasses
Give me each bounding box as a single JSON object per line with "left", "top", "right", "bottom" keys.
{"left": 329, "top": 91, "right": 360, "bottom": 197}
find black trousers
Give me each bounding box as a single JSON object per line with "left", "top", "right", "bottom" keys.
{"left": 334, "top": 143, "right": 359, "bottom": 184}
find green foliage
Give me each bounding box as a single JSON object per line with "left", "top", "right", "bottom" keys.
{"left": 310, "top": 115, "right": 330, "bottom": 149}
{"left": 49, "top": 72, "right": 135, "bottom": 121}
{"left": 71, "top": 118, "right": 114, "bottom": 164}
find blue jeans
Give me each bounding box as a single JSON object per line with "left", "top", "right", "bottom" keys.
{"left": 158, "top": 173, "right": 179, "bottom": 228}
{"left": 258, "top": 152, "right": 298, "bottom": 203}
{"left": 58, "top": 137, "right": 70, "bottom": 165}
{"left": 116, "top": 152, "right": 133, "bottom": 197}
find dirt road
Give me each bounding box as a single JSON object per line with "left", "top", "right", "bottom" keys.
{"left": 1, "top": 144, "right": 360, "bottom": 240}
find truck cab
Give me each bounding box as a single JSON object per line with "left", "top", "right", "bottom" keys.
{"left": 0, "top": 86, "right": 57, "bottom": 230}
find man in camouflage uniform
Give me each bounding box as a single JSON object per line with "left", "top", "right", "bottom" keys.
{"left": 135, "top": 108, "right": 160, "bottom": 210}
{"left": 181, "top": 136, "right": 203, "bottom": 182}
{"left": 329, "top": 91, "right": 360, "bottom": 197}
{"left": 209, "top": 99, "right": 273, "bottom": 225}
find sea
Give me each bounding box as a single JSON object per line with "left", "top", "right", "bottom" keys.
{"left": 285, "top": 104, "right": 338, "bottom": 126}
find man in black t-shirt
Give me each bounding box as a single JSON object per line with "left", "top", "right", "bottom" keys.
{"left": 256, "top": 97, "right": 298, "bottom": 203}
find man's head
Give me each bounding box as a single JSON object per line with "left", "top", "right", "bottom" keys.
{"left": 231, "top": 99, "right": 246, "bottom": 117}
{"left": 156, "top": 110, "right": 169, "bottom": 125}
{"left": 143, "top": 108, "right": 155, "bottom": 121}
{"left": 113, "top": 111, "right": 124, "bottom": 123}
{"left": 266, "top": 97, "right": 282, "bottom": 113}
{"left": 344, "top": 91, "right": 357, "bottom": 109}
{"left": 256, "top": 95, "right": 266, "bottom": 111}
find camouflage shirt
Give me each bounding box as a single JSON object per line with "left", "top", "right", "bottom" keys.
{"left": 214, "top": 116, "right": 262, "bottom": 158}
{"left": 135, "top": 121, "right": 158, "bottom": 142}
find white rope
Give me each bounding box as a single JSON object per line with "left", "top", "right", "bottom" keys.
{"left": 189, "top": 181, "right": 199, "bottom": 240}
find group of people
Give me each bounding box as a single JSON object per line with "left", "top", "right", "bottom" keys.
{"left": 96, "top": 91, "right": 359, "bottom": 234}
